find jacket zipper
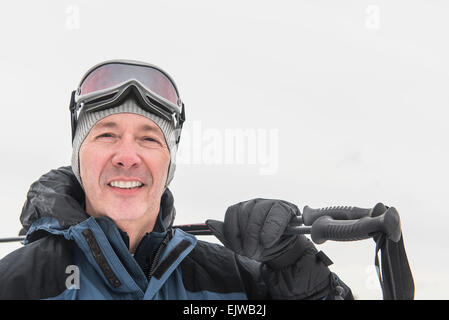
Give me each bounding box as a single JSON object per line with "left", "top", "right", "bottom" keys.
{"left": 144, "top": 231, "right": 171, "bottom": 282}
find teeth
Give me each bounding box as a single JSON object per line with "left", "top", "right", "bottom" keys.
{"left": 109, "top": 181, "right": 143, "bottom": 189}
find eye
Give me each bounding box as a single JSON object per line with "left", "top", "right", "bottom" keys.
{"left": 141, "top": 136, "right": 166, "bottom": 147}
{"left": 96, "top": 133, "right": 115, "bottom": 139}
{"left": 143, "top": 136, "right": 159, "bottom": 143}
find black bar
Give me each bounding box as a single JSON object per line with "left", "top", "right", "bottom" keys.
{"left": 0, "top": 236, "right": 25, "bottom": 243}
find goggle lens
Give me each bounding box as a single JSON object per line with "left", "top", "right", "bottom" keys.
{"left": 79, "top": 63, "right": 179, "bottom": 105}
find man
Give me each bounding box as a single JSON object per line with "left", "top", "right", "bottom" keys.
{"left": 0, "top": 60, "right": 353, "bottom": 300}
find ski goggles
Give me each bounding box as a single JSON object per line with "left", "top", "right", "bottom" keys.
{"left": 69, "top": 60, "right": 185, "bottom": 143}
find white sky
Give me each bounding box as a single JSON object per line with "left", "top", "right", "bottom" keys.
{"left": 0, "top": 0, "right": 447, "bottom": 299}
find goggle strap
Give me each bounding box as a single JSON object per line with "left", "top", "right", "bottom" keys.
{"left": 180, "top": 102, "right": 186, "bottom": 124}
{"left": 174, "top": 102, "right": 186, "bottom": 145}
{"left": 69, "top": 90, "right": 77, "bottom": 143}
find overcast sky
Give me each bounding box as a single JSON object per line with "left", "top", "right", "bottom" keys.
{"left": 0, "top": 0, "right": 447, "bottom": 299}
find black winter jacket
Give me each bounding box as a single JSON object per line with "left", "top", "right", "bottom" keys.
{"left": 0, "top": 166, "right": 353, "bottom": 300}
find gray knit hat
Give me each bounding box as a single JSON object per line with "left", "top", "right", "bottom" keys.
{"left": 71, "top": 97, "right": 178, "bottom": 188}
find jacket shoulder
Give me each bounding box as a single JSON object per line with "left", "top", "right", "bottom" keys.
{"left": 0, "top": 235, "right": 75, "bottom": 299}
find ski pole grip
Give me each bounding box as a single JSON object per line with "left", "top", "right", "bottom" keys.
{"left": 302, "top": 205, "right": 373, "bottom": 226}
{"left": 310, "top": 207, "right": 401, "bottom": 244}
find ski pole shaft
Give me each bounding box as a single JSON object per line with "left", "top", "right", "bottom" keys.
{"left": 0, "top": 225, "right": 215, "bottom": 242}
{"left": 173, "top": 223, "right": 312, "bottom": 236}
{"left": 0, "top": 225, "right": 306, "bottom": 242}
{"left": 0, "top": 236, "right": 25, "bottom": 243}
{"left": 174, "top": 223, "right": 214, "bottom": 235}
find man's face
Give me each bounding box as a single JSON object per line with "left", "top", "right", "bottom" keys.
{"left": 79, "top": 113, "right": 170, "bottom": 224}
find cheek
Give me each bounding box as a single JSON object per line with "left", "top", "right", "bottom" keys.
{"left": 145, "top": 150, "right": 171, "bottom": 181}
{"left": 79, "top": 145, "right": 108, "bottom": 187}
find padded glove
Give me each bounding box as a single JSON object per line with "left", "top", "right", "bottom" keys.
{"left": 206, "top": 198, "right": 316, "bottom": 269}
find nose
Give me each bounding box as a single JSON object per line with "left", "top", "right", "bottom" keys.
{"left": 111, "top": 137, "right": 142, "bottom": 169}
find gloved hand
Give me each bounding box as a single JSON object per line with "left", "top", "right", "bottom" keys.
{"left": 206, "top": 198, "right": 316, "bottom": 269}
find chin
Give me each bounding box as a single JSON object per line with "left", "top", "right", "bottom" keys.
{"left": 106, "top": 204, "right": 149, "bottom": 222}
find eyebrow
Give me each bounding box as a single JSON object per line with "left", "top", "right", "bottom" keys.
{"left": 138, "top": 124, "right": 162, "bottom": 134}
{"left": 94, "top": 121, "right": 118, "bottom": 130}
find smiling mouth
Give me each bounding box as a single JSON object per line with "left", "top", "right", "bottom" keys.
{"left": 108, "top": 180, "right": 144, "bottom": 189}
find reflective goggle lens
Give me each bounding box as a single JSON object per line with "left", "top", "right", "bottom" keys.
{"left": 79, "top": 62, "right": 179, "bottom": 105}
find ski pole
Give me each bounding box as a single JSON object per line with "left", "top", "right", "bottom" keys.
{"left": 0, "top": 203, "right": 400, "bottom": 244}
{"left": 178, "top": 203, "right": 386, "bottom": 237}
{"left": 0, "top": 237, "right": 25, "bottom": 243}
{"left": 175, "top": 205, "right": 401, "bottom": 244}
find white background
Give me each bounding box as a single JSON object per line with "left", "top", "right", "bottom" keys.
{"left": 0, "top": 0, "right": 447, "bottom": 299}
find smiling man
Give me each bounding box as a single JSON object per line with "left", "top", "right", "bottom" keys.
{"left": 0, "top": 60, "right": 353, "bottom": 300}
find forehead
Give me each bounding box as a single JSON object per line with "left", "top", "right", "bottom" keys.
{"left": 92, "top": 113, "right": 163, "bottom": 135}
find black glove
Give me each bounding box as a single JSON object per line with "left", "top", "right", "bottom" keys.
{"left": 206, "top": 198, "right": 316, "bottom": 269}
